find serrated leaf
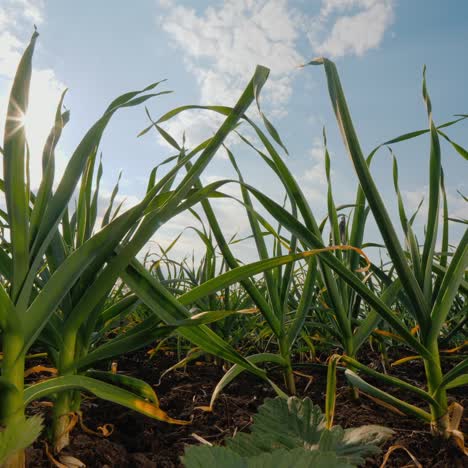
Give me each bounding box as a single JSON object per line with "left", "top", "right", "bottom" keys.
{"left": 183, "top": 446, "right": 353, "bottom": 468}
{"left": 225, "top": 397, "right": 390, "bottom": 465}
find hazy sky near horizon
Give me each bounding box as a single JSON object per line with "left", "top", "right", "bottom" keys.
{"left": 0, "top": 0, "right": 467, "bottom": 262}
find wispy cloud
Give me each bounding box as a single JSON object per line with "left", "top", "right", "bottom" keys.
{"left": 307, "top": 0, "right": 395, "bottom": 58}
{"left": 156, "top": 0, "right": 395, "bottom": 149}
{"left": 403, "top": 187, "right": 468, "bottom": 224}
{"left": 156, "top": 0, "right": 304, "bottom": 147}
{"left": 302, "top": 136, "right": 328, "bottom": 202}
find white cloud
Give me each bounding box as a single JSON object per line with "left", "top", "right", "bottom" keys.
{"left": 403, "top": 187, "right": 468, "bottom": 232}
{"left": 402, "top": 189, "right": 425, "bottom": 215}
{"left": 157, "top": 0, "right": 175, "bottom": 9}
{"left": 157, "top": 0, "right": 304, "bottom": 148}
{"left": 446, "top": 191, "right": 468, "bottom": 222}
{"left": 301, "top": 137, "right": 328, "bottom": 201}
{"left": 156, "top": 0, "right": 396, "bottom": 149}
{"left": 0, "top": 31, "right": 22, "bottom": 78}
{"left": 18, "top": 0, "right": 45, "bottom": 24}
{"left": 308, "top": 0, "right": 395, "bottom": 58}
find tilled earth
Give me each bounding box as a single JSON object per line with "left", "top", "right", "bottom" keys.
{"left": 26, "top": 348, "right": 467, "bottom": 467}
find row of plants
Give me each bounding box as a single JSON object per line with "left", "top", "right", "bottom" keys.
{"left": 0, "top": 30, "right": 466, "bottom": 467}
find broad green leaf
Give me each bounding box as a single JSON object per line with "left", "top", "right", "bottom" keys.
{"left": 226, "top": 397, "right": 391, "bottom": 465}
{"left": 183, "top": 446, "right": 352, "bottom": 468}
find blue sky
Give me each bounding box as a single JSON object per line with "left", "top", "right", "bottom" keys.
{"left": 0, "top": 0, "right": 467, "bottom": 261}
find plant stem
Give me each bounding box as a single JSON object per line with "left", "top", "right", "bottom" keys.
{"left": 52, "top": 392, "right": 72, "bottom": 453}
{"left": 279, "top": 337, "right": 296, "bottom": 395}
{"left": 52, "top": 331, "right": 77, "bottom": 452}
{"left": 1, "top": 333, "right": 26, "bottom": 468}
{"left": 423, "top": 341, "right": 449, "bottom": 437}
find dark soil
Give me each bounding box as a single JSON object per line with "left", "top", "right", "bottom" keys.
{"left": 26, "top": 348, "right": 468, "bottom": 467}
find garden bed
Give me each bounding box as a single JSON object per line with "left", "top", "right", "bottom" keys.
{"left": 25, "top": 349, "right": 467, "bottom": 467}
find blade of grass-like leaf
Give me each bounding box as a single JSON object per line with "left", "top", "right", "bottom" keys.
{"left": 19, "top": 86, "right": 162, "bottom": 311}
{"left": 323, "top": 129, "right": 350, "bottom": 311}
{"left": 75, "top": 149, "right": 97, "bottom": 248}
{"left": 433, "top": 359, "right": 468, "bottom": 394}
{"left": 391, "top": 151, "right": 422, "bottom": 285}
{"left": 89, "top": 154, "right": 103, "bottom": 235}
{"left": 420, "top": 67, "right": 441, "bottom": 303}
{"left": 125, "top": 68, "right": 268, "bottom": 246}
{"left": 23, "top": 375, "right": 189, "bottom": 425}
{"left": 145, "top": 94, "right": 350, "bottom": 347}
{"left": 352, "top": 278, "right": 401, "bottom": 352}
{"left": 61, "top": 180, "right": 231, "bottom": 341}
{"left": 30, "top": 91, "right": 69, "bottom": 244}
{"left": 97, "top": 294, "right": 139, "bottom": 326}
{"left": 162, "top": 68, "right": 269, "bottom": 215}
{"left": 244, "top": 184, "right": 432, "bottom": 359}
{"left": 232, "top": 131, "right": 300, "bottom": 309}
{"left": 24, "top": 206, "right": 143, "bottom": 348}
{"left": 433, "top": 170, "right": 449, "bottom": 300}
{"left": 0, "top": 247, "right": 12, "bottom": 280}
{"left": 3, "top": 30, "right": 38, "bottom": 301}
{"left": 0, "top": 284, "right": 18, "bottom": 331}
{"left": 428, "top": 229, "right": 468, "bottom": 342}
{"left": 32, "top": 173, "right": 225, "bottom": 351}
{"left": 432, "top": 263, "right": 468, "bottom": 296}
{"left": 102, "top": 171, "right": 122, "bottom": 227}
{"left": 85, "top": 370, "right": 159, "bottom": 404}
{"left": 238, "top": 115, "right": 353, "bottom": 352}
{"left": 344, "top": 370, "right": 432, "bottom": 422}
{"left": 226, "top": 147, "right": 282, "bottom": 320}
{"left": 325, "top": 355, "right": 341, "bottom": 429}
{"left": 286, "top": 257, "right": 318, "bottom": 348}
{"left": 439, "top": 170, "right": 449, "bottom": 270}
{"left": 252, "top": 72, "right": 289, "bottom": 155}
{"left": 437, "top": 130, "right": 468, "bottom": 161}
{"left": 306, "top": 58, "right": 429, "bottom": 330}
{"left": 324, "top": 129, "right": 341, "bottom": 253}
{"left": 62, "top": 207, "right": 73, "bottom": 249}
{"left": 178, "top": 250, "right": 323, "bottom": 306}
{"left": 121, "top": 260, "right": 267, "bottom": 379}
{"left": 54, "top": 67, "right": 274, "bottom": 348}
{"left": 105, "top": 80, "right": 167, "bottom": 113}
{"left": 444, "top": 375, "right": 468, "bottom": 390}
{"left": 182, "top": 160, "right": 281, "bottom": 336}
{"left": 342, "top": 357, "right": 441, "bottom": 409}
{"left": 367, "top": 115, "right": 468, "bottom": 154}
{"left": 207, "top": 353, "right": 288, "bottom": 411}
{"left": 75, "top": 315, "right": 168, "bottom": 369}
